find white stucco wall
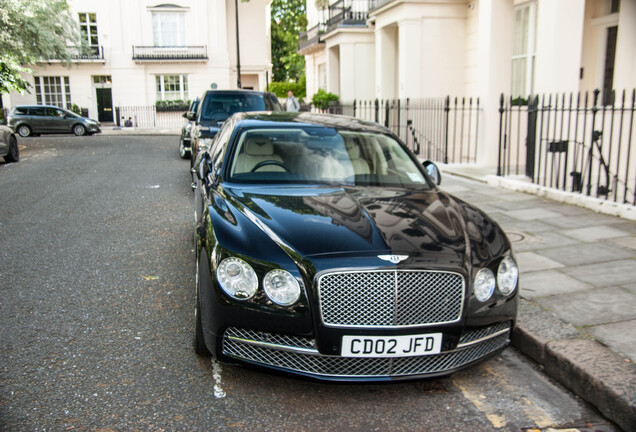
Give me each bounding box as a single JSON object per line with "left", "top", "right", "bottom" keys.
{"left": 4, "top": 0, "right": 272, "bottom": 117}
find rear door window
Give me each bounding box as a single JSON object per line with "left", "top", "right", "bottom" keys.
{"left": 28, "top": 107, "right": 46, "bottom": 116}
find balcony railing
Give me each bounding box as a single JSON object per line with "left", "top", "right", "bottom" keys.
{"left": 298, "top": 23, "right": 327, "bottom": 52}
{"left": 327, "top": 0, "right": 372, "bottom": 31}
{"left": 299, "top": 0, "right": 373, "bottom": 52}
{"left": 132, "top": 46, "right": 208, "bottom": 61}
{"left": 40, "top": 45, "right": 105, "bottom": 63}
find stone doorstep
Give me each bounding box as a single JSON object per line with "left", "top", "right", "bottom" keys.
{"left": 511, "top": 299, "right": 636, "bottom": 432}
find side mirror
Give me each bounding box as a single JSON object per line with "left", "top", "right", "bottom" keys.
{"left": 196, "top": 154, "right": 209, "bottom": 180}
{"left": 182, "top": 112, "right": 188, "bottom": 118}
{"left": 423, "top": 161, "right": 441, "bottom": 185}
{"left": 186, "top": 111, "right": 196, "bottom": 121}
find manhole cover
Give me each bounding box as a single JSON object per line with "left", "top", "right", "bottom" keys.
{"left": 506, "top": 231, "right": 526, "bottom": 243}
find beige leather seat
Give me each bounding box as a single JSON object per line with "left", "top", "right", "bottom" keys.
{"left": 234, "top": 135, "right": 285, "bottom": 174}
{"left": 347, "top": 144, "right": 370, "bottom": 175}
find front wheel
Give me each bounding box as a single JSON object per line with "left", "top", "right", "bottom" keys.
{"left": 179, "top": 138, "right": 191, "bottom": 159}
{"left": 16, "top": 125, "right": 31, "bottom": 137}
{"left": 4, "top": 136, "right": 19, "bottom": 162}
{"left": 73, "top": 124, "right": 87, "bottom": 136}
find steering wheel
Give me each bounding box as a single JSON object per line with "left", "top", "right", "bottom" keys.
{"left": 250, "top": 160, "right": 291, "bottom": 172}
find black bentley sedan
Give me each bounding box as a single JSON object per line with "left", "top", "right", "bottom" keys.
{"left": 192, "top": 112, "right": 518, "bottom": 381}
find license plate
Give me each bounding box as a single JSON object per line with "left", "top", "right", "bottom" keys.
{"left": 341, "top": 333, "right": 443, "bottom": 358}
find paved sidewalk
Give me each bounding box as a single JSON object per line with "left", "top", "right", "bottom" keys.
{"left": 100, "top": 125, "right": 181, "bottom": 136}
{"left": 443, "top": 169, "right": 636, "bottom": 432}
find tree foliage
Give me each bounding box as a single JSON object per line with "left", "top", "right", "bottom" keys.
{"left": 270, "top": 0, "right": 306, "bottom": 83}
{"left": 0, "top": 0, "right": 82, "bottom": 94}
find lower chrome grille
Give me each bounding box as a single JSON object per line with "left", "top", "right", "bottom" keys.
{"left": 221, "top": 323, "right": 511, "bottom": 378}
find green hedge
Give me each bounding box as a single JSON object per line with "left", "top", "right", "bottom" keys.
{"left": 268, "top": 76, "right": 306, "bottom": 101}
{"left": 156, "top": 99, "right": 191, "bottom": 112}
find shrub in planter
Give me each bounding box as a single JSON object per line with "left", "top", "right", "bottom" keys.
{"left": 311, "top": 89, "right": 339, "bottom": 110}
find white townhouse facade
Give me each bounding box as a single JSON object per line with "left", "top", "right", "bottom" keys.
{"left": 299, "top": 0, "right": 636, "bottom": 167}
{"left": 2, "top": 0, "right": 273, "bottom": 122}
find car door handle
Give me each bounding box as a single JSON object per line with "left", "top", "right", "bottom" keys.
{"left": 191, "top": 183, "right": 197, "bottom": 191}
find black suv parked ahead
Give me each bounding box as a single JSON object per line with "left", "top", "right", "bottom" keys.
{"left": 189, "top": 90, "right": 281, "bottom": 169}
{"left": 179, "top": 98, "right": 200, "bottom": 159}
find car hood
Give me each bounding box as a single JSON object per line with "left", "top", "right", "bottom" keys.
{"left": 198, "top": 119, "right": 225, "bottom": 128}
{"left": 222, "top": 185, "right": 507, "bottom": 264}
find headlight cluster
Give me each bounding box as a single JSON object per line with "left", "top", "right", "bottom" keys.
{"left": 473, "top": 256, "right": 518, "bottom": 302}
{"left": 216, "top": 257, "right": 301, "bottom": 306}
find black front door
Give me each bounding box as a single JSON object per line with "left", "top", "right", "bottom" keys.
{"left": 96, "top": 88, "right": 113, "bottom": 122}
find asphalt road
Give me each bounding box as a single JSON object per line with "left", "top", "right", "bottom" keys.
{"left": 0, "top": 135, "right": 619, "bottom": 431}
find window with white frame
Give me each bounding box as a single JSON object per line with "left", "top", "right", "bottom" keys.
{"left": 152, "top": 12, "right": 186, "bottom": 46}
{"left": 79, "top": 12, "right": 99, "bottom": 54}
{"left": 511, "top": 2, "right": 536, "bottom": 99}
{"left": 156, "top": 75, "right": 188, "bottom": 101}
{"left": 34, "top": 76, "right": 72, "bottom": 109}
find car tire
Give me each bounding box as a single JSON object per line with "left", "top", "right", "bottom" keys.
{"left": 194, "top": 256, "right": 211, "bottom": 357}
{"left": 179, "top": 138, "right": 191, "bottom": 159}
{"left": 73, "top": 124, "right": 87, "bottom": 136}
{"left": 4, "top": 135, "right": 19, "bottom": 162}
{"left": 16, "top": 125, "right": 31, "bottom": 137}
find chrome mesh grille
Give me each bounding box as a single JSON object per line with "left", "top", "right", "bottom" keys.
{"left": 224, "top": 327, "right": 316, "bottom": 350}
{"left": 318, "top": 270, "right": 465, "bottom": 327}
{"left": 221, "top": 326, "right": 510, "bottom": 378}
{"left": 459, "top": 322, "right": 512, "bottom": 345}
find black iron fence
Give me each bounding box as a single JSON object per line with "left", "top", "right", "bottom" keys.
{"left": 498, "top": 89, "right": 636, "bottom": 205}
{"left": 115, "top": 106, "right": 187, "bottom": 128}
{"left": 317, "top": 97, "right": 481, "bottom": 164}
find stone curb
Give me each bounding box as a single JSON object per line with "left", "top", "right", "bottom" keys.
{"left": 100, "top": 128, "right": 180, "bottom": 136}
{"left": 511, "top": 299, "right": 636, "bottom": 432}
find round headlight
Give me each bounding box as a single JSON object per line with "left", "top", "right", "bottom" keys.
{"left": 216, "top": 257, "right": 258, "bottom": 300}
{"left": 497, "top": 256, "right": 519, "bottom": 296}
{"left": 474, "top": 268, "right": 495, "bottom": 302}
{"left": 263, "top": 269, "right": 301, "bottom": 306}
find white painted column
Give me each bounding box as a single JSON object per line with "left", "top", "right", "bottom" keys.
{"left": 534, "top": 0, "right": 586, "bottom": 94}
{"left": 398, "top": 19, "right": 422, "bottom": 99}
{"left": 375, "top": 25, "right": 398, "bottom": 100}
{"left": 614, "top": 0, "right": 636, "bottom": 90}
{"left": 475, "top": 0, "right": 514, "bottom": 168}
{"left": 327, "top": 45, "right": 340, "bottom": 96}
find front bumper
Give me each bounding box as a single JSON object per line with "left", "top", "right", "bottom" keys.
{"left": 220, "top": 321, "right": 512, "bottom": 381}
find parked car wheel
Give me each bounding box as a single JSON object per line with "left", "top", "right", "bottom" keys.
{"left": 73, "top": 124, "right": 87, "bottom": 136}
{"left": 16, "top": 125, "right": 31, "bottom": 137}
{"left": 179, "top": 138, "right": 191, "bottom": 159}
{"left": 5, "top": 135, "right": 19, "bottom": 163}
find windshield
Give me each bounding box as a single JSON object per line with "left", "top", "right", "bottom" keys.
{"left": 227, "top": 127, "right": 431, "bottom": 188}
{"left": 200, "top": 93, "right": 272, "bottom": 122}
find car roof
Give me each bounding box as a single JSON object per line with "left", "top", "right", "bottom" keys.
{"left": 14, "top": 105, "right": 66, "bottom": 109}
{"left": 203, "top": 89, "right": 276, "bottom": 96}
{"left": 231, "top": 112, "right": 394, "bottom": 135}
